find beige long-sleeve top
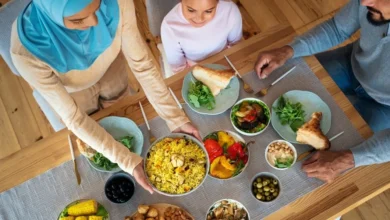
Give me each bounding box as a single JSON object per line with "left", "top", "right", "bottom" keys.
{"left": 10, "top": 0, "right": 190, "bottom": 174}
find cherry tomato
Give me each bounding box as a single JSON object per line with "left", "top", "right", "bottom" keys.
{"left": 244, "top": 109, "right": 257, "bottom": 122}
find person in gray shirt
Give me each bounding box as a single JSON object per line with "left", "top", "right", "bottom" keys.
{"left": 254, "top": 0, "right": 390, "bottom": 183}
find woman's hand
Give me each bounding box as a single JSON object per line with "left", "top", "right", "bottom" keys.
{"left": 255, "top": 45, "right": 294, "bottom": 79}
{"left": 173, "top": 122, "right": 202, "bottom": 141}
{"left": 133, "top": 162, "right": 154, "bottom": 194}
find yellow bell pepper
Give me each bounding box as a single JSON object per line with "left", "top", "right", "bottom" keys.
{"left": 220, "top": 156, "right": 236, "bottom": 171}
{"left": 213, "top": 165, "right": 234, "bottom": 179}
{"left": 210, "top": 156, "right": 221, "bottom": 173}
{"left": 217, "top": 131, "right": 235, "bottom": 148}
{"left": 210, "top": 156, "right": 234, "bottom": 179}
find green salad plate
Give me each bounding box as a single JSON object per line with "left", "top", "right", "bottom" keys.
{"left": 86, "top": 116, "right": 144, "bottom": 173}
{"left": 58, "top": 199, "right": 109, "bottom": 220}
{"left": 182, "top": 64, "right": 240, "bottom": 115}
{"left": 271, "top": 90, "right": 332, "bottom": 144}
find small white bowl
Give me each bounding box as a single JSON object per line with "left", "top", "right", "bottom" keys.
{"left": 204, "top": 130, "right": 250, "bottom": 180}
{"left": 265, "top": 140, "right": 297, "bottom": 170}
{"left": 251, "top": 172, "right": 282, "bottom": 203}
{"left": 206, "top": 199, "right": 250, "bottom": 220}
{"left": 230, "top": 98, "right": 271, "bottom": 137}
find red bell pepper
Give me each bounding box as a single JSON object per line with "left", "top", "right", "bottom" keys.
{"left": 204, "top": 139, "right": 223, "bottom": 163}
{"left": 227, "top": 143, "right": 245, "bottom": 160}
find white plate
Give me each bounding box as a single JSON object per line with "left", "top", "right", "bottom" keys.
{"left": 271, "top": 90, "right": 331, "bottom": 144}
{"left": 182, "top": 64, "right": 240, "bottom": 115}
{"left": 87, "top": 116, "right": 144, "bottom": 173}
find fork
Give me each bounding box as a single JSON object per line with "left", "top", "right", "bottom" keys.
{"left": 139, "top": 101, "right": 156, "bottom": 143}
{"left": 224, "top": 55, "right": 254, "bottom": 94}
{"left": 256, "top": 66, "right": 296, "bottom": 97}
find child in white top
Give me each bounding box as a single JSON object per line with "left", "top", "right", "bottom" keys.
{"left": 161, "top": 0, "right": 243, "bottom": 73}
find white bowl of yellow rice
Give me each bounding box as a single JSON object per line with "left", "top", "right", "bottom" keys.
{"left": 144, "top": 133, "right": 209, "bottom": 197}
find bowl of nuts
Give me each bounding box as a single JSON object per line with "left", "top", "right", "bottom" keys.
{"left": 265, "top": 140, "right": 297, "bottom": 170}
{"left": 251, "top": 172, "right": 281, "bottom": 203}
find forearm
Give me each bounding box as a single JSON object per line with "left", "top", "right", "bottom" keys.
{"left": 121, "top": 0, "right": 189, "bottom": 131}
{"left": 12, "top": 55, "right": 142, "bottom": 175}
{"left": 68, "top": 110, "right": 143, "bottom": 174}
{"left": 290, "top": 20, "right": 346, "bottom": 57}
{"left": 290, "top": 0, "right": 360, "bottom": 58}
{"left": 351, "top": 129, "right": 390, "bottom": 167}
{"left": 123, "top": 47, "right": 189, "bottom": 131}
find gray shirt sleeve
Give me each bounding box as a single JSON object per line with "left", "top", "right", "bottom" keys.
{"left": 290, "top": 0, "right": 361, "bottom": 58}
{"left": 351, "top": 129, "right": 390, "bottom": 167}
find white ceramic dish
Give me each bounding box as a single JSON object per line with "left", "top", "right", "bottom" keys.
{"left": 230, "top": 98, "right": 271, "bottom": 137}
{"left": 271, "top": 90, "right": 332, "bottom": 144}
{"left": 182, "top": 64, "right": 240, "bottom": 115}
{"left": 204, "top": 130, "right": 250, "bottom": 180}
{"left": 265, "top": 140, "right": 297, "bottom": 171}
{"left": 144, "top": 133, "right": 210, "bottom": 197}
{"left": 251, "top": 172, "right": 282, "bottom": 203}
{"left": 206, "top": 199, "right": 250, "bottom": 220}
{"left": 87, "top": 116, "right": 144, "bottom": 173}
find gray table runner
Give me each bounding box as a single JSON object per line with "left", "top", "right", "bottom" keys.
{"left": 0, "top": 58, "right": 364, "bottom": 220}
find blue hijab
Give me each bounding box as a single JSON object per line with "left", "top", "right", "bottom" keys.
{"left": 17, "top": 0, "right": 119, "bottom": 73}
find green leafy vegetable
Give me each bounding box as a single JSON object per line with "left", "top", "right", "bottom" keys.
{"left": 233, "top": 160, "right": 245, "bottom": 177}
{"left": 188, "top": 81, "right": 215, "bottom": 110}
{"left": 222, "top": 143, "right": 228, "bottom": 154}
{"left": 203, "top": 132, "right": 218, "bottom": 141}
{"left": 96, "top": 204, "right": 109, "bottom": 217}
{"left": 274, "top": 95, "right": 306, "bottom": 132}
{"left": 118, "top": 135, "right": 133, "bottom": 151}
{"left": 91, "top": 136, "right": 134, "bottom": 171}
{"left": 274, "top": 157, "right": 294, "bottom": 168}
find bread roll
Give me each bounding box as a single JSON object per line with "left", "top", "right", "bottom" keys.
{"left": 192, "top": 65, "right": 235, "bottom": 96}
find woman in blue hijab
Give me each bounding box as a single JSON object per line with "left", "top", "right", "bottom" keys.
{"left": 11, "top": 0, "right": 201, "bottom": 193}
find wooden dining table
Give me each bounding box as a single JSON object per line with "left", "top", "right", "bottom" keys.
{"left": 0, "top": 21, "right": 388, "bottom": 220}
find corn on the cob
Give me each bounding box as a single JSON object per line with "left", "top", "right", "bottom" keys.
{"left": 59, "top": 217, "right": 75, "bottom": 220}
{"left": 88, "top": 216, "right": 103, "bottom": 220}
{"left": 68, "top": 200, "right": 98, "bottom": 216}
{"left": 75, "top": 217, "right": 88, "bottom": 220}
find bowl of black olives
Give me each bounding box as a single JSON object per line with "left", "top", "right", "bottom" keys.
{"left": 251, "top": 172, "right": 281, "bottom": 203}
{"left": 105, "top": 172, "right": 135, "bottom": 203}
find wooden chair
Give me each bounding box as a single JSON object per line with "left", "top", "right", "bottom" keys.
{"left": 0, "top": 0, "right": 66, "bottom": 131}
{"left": 145, "top": 0, "right": 179, "bottom": 78}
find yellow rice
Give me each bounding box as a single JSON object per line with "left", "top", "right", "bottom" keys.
{"left": 146, "top": 137, "right": 207, "bottom": 194}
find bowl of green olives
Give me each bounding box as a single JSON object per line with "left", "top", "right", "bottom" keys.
{"left": 251, "top": 172, "right": 281, "bottom": 202}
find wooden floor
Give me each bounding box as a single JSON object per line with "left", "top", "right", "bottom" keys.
{"left": 0, "top": 0, "right": 389, "bottom": 219}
